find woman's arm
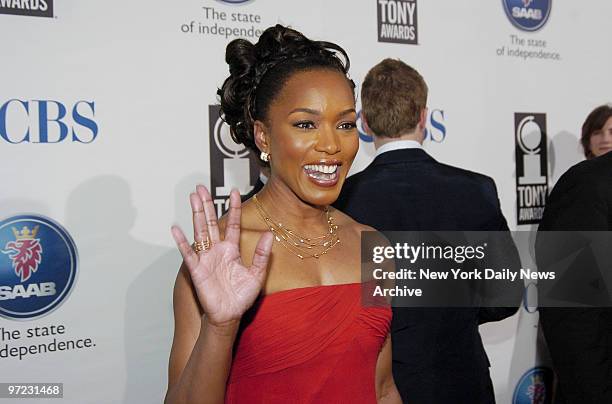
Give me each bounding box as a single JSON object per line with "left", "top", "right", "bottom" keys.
{"left": 375, "top": 334, "right": 402, "bottom": 404}
{"left": 164, "top": 187, "right": 273, "bottom": 404}
{"left": 164, "top": 265, "right": 238, "bottom": 404}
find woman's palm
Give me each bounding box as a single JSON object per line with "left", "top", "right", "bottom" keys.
{"left": 171, "top": 186, "right": 273, "bottom": 326}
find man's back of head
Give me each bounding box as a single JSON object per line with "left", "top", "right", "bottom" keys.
{"left": 361, "top": 58, "right": 428, "bottom": 142}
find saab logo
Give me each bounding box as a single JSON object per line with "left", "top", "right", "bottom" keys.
{"left": 357, "top": 109, "right": 446, "bottom": 143}
{"left": 514, "top": 113, "right": 548, "bottom": 225}
{"left": 377, "top": 0, "right": 418, "bottom": 45}
{"left": 503, "top": 0, "right": 552, "bottom": 32}
{"left": 512, "top": 367, "right": 553, "bottom": 404}
{"left": 209, "top": 105, "right": 259, "bottom": 217}
{"left": 0, "top": 0, "right": 53, "bottom": 18}
{"left": 0, "top": 99, "right": 98, "bottom": 144}
{"left": 0, "top": 215, "right": 77, "bottom": 320}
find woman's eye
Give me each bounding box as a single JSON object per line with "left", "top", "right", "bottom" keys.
{"left": 338, "top": 121, "right": 357, "bottom": 130}
{"left": 294, "top": 121, "right": 315, "bottom": 130}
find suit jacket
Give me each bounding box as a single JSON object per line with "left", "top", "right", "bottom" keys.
{"left": 537, "top": 151, "right": 612, "bottom": 404}
{"left": 334, "top": 148, "right": 515, "bottom": 404}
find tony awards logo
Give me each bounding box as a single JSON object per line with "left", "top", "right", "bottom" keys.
{"left": 0, "top": 0, "right": 54, "bottom": 18}
{"left": 208, "top": 105, "right": 259, "bottom": 217}
{"left": 514, "top": 113, "right": 548, "bottom": 225}
{"left": 377, "top": 0, "right": 418, "bottom": 45}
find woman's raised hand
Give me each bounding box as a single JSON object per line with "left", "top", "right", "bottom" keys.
{"left": 171, "top": 185, "right": 273, "bottom": 328}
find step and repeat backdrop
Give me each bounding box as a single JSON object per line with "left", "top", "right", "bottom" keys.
{"left": 2, "top": 0, "right": 611, "bottom": 402}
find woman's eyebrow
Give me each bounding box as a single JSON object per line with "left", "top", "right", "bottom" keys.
{"left": 288, "top": 107, "right": 320, "bottom": 115}
{"left": 288, "top": 108, "right": 357, "bottom": 117}
{"left": 338, "top": 108, "right": 356, "bottom": 117}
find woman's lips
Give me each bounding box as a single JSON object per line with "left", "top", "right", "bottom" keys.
{"left": 597, "top": 145, "right": 612, "bottom": 154}
{"left": 303, "top": 163, "right": 340, "bottom": 187}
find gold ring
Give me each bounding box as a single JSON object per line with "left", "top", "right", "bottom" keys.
{"left": 191, "top": 238, "right": 210, "bottom": 253}
{"left": 193, "top": 209, "right": 204, "bottom": 214}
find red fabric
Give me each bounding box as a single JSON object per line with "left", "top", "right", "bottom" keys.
{"left": 225, "top": 283, "right": 391, "bottom": 403}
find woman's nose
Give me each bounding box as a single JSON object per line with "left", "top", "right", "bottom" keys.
{"left": 315, "top": 126, "right": 340, "bottom": 154}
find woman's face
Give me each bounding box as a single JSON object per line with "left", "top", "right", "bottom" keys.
{"left": 589, "top": 116, "right": 612, "bottom": 158}
{"left": 258, "top": 68, "right": 359, "bottom": 206}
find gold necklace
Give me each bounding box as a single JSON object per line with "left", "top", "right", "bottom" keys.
{"left": 252, "top": 195, "right": 340, "bottom": 259}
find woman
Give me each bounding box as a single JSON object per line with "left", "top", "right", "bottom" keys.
{"left": 164, "top": 25, "right": 400, "bottom": 404}
{"left": 581, "top": 104, "right": 612, "bottom": 159}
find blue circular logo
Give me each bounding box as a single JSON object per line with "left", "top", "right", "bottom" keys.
{"left": 513, "top": 366, "right": 553, "bottom": 404}
{"left": 217, "top": 0, "right": 252, "bottom": 4}
{"left": 0, "top": 215, "right": 78, "bottom": 320}
{"left": 357, "top": 110, "right": 373, "bottom": 143}
{"left": 503, "top": 0, "right": 552, "bottom": 32}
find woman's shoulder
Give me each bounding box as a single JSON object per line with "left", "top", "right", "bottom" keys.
{"left": 332, "top": 208, "right": 393, "bottom": 253}
{"left": 332, "top": 207, "right": 376, "bottom": 234}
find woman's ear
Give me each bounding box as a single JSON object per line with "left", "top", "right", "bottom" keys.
{"left": 253, "top": 120, "right": 270, "bottom": 153}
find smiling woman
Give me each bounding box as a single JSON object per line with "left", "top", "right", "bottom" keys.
{"left": 250, "top": 68, "right": 359, "bottom": 203}
{"left": 164, "top": 25, "right": 401, "bottom": 404}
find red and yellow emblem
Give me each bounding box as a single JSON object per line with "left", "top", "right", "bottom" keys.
{"left": 1, "top": 225, "right": 43, "bottom": 282}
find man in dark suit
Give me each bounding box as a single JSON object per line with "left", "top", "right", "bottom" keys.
{"left": 536, "top": 151, "right": 612, "bottom": 403}
{"left": 334, "top": 59, "right": 516, "bottom": 403}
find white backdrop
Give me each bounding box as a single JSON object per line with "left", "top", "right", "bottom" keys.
{"left": 2, "top": 1, "right": 611, "bottom": 403}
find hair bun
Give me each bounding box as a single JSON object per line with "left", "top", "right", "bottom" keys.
{"left": 225, "top": 39, "right": 257, "bottom": 79}
{"left": 255, "top": 25, "right": 315, "bottom": 66}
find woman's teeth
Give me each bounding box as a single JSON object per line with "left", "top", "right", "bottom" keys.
{"left": 304, "top": 164, "right": 338, "bottom": 174}
{"left": 304, "top": 164, "right": 339, "bottom": 181}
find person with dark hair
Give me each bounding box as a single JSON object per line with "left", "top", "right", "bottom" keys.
{"left": 580, "top": 104, "right": 612, "bottom": 159}
{"left": 537, "top": 114, "right": 612, "bottom": 403}
{"left": 164, "top": 25, "right": 400, "bottom": 404}
{"left": 334, "top": 58, "right": 515, "bottom": 403}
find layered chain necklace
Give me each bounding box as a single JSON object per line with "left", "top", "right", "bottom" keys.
{"left": 252, "top": 195, "right": 340, "bottom": 259}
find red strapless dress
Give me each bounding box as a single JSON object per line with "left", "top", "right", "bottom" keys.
{"left": 225, "top": 282, "right": 391, "bottom": 403}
